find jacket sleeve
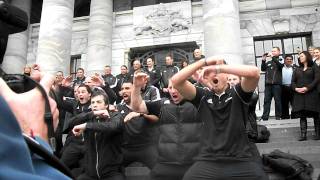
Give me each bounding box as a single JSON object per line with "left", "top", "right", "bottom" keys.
{"left": 151, "top": 68, "right": 161, "bottom": 86}
{"left": 272, "top": 57, "right": 284, "bottom": 70}
{"left": 149, "top": 87, "right": 161, "bottom": 101}
{"left": 85, "top": 113, "right": 123, "bottom": 134}
{"left": 102, "top": 85, "right": 117, "bottom": 104}
{"left": 306, "top": 66, "right": 320, "bottom": 91}
{"left": 261, "top": 60, "right": 267, "bottom": 71}
{"left": 66, "top": 112, "right": 94, "bottom": 132}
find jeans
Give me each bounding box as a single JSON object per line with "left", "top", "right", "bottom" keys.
{"left": 261, "top": 84, "right": 282, "bottom": 120}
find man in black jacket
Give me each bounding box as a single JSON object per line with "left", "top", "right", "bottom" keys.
{"left": 117, "top": 81, "right": 159, "bottom": 169}
{"left": 72, "top": 89, "right": 125, "bottom": 180}
{"left": 160, "top": 55, "right": 179, "bottom": 97}
{"left": 261, "top": 47, "right": 284, "bottom": 120}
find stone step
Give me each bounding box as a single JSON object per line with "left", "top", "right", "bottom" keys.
{"left": 267, "top": 127, "right": 317, "bottom": 142}
{"left": 124, "top": 167, "right": 320, "bottom": 180}
{"left": 266, "top": 168, "right": 320, "bottom": 180}
{"left": 258, "top": 118, "right": 315, "bottom": 129}
{"left": 257, "top": 140, "right": 320, "bottom": 155}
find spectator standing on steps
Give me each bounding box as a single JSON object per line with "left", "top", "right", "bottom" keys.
{"left": 260, "top": 47, "right": 284, "bottom": 120}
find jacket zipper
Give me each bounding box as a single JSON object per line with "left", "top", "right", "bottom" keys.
{"left": 95, "top": 132, "right": 100, "bottom": 179}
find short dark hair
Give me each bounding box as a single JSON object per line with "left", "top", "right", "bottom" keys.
{"left": 104, "top": 65, "right": 111, "bottom": 68}
{"left": 165, "top": 54, "right": 173, "bottom": 59}
{"left": 284, "top": 55, "right": 293, "bottom": 60}
{"left": 78, "top": 84, "right": 92, "bottom": 94}
{"left": 77, "top": 67, "right": 84, "bottom": 72}
{"left": 91, "top": 87, "right": 109, "bottom": 105}
{"left": 121, "top": 65, "right": 128, "bottom": 69}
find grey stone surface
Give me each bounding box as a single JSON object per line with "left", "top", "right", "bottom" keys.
{"left": 203, "top": 0, "right": 243, "bottom": 64}
{"left": 35, "top": 0, "right": 75, "bottom": 74}
{"left": 86, "top": 0, "right": 113, "bottom": 76}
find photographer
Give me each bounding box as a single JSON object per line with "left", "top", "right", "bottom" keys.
{"left": 260, "top": 47, "right": 284, "bottom": 121}
{"left": 0, "top": 73, "right": 71, "bottom": 179}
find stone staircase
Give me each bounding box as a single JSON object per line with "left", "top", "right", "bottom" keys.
{"left": 125, "top": 118, "right": 320, "bottom": 180}
{"left": 257, "top": 118, "right": 320, "bottom": 180}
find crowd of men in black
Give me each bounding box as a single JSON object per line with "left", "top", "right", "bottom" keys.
{"left": 19, "top": 48, "right": 271, "bottom": 180}
{"left": 19, "top": 46, "right": 320, "bottom": 180}
{"left": 1, "top": 1, "right": 319, "bottom": 179}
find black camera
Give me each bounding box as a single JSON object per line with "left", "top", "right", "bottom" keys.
{"left": 0, "top": 68, "right": 35, "bottom": 93}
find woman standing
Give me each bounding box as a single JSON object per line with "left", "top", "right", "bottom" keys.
{"left": 292, "top": 51, "right": 320, "bottom": 141}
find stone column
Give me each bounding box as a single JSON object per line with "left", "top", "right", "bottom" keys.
{"left": 203, "top": 0, "right": 243, "bottom": 64}
{"left": 1, "top": 0, "right": 32, "bottom": 74}
{"left": 86, "top": 0, "right": 113, "bottom": 76}
{"left": 36, "top": 0, "right": 75, "bottom": 74}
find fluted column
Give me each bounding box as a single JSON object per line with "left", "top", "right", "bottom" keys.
{"left": 203, "top": 0, "right": 243, "bottom": 64}
{"left": 86, "top": 0, "right": 113, "bottom": 76}
{"left": 1, "top": 0, "right": 32, "bottom": 74}
{"left": 36, "top": 0, "right": 75, "bottom": 74}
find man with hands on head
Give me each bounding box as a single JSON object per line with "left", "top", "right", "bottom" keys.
{"left": 170, "top": 57, "right": 268, "bottom": 180}
{"left": 130, "top": 72, "right": 201, "bottom": 180}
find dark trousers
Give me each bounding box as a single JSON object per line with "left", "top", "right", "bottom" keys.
{"left": 262, "top": 84, "right": 282, "bottom": 120}
{"left": 183, "top": 160, "right": 268, "bottom": 180}
{"left": 78, "top": 172, "right": 125, "bottom": 180}
{"left": 122, "top": 145, "right": 158, "bottom": 169}
{"left": 281, "top": 85, "right": 293, "bottom": 119}
{"left": 60, "top": 136, "right": 86, "bottom": 177}
{"left": 300, "top": 116, "right": 320, "bottom": 135}
{"left": 150, "top": 163, "right": 191, "bottom": 180}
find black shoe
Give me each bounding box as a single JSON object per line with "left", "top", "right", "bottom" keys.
{"left": 276, "top": 117, "right": 281, "bottom": 120}
{"left": 298, "top": 133, "right": 307, "bottom": 141}
{"left": 281, "top": 116, "right": 290, "bottom": 119}
{"left": 312, "top": 135, "right": 320, "bottom": 140}
{"left": 259, "top": 118, "right": 268, "bottom": 121}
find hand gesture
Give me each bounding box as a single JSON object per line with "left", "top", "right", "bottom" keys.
{"left": 72, "top": 123, "right": 87, "bottom": 136}
{"left": 133, "top": 72, "right": 148, "bottom": 88}
{"left": 93, "top": 110, "right": 110, "bottom": 118}
{"left": 204, "top": 57, "right": 225, "bottom": 66}
{"left": 295, "top": 87, "right": 307, "bottom": 94}
{"left": 61, "top": 75, "right": 73, "bottom": 87}
{"left": 91, "top": 74, "right": 104, "bottom": 87}
{"left": 197, "top": 65, "right": 220, "bottom": 90}
{"left": 124, "top": 112, "right": 141, "bottom": 123}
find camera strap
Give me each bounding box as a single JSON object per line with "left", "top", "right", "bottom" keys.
{"left": 23, "top": 75, "right": 57, "bottom": 151}
{"left": 23, "top": 134, "right": 74, "bottom": 179}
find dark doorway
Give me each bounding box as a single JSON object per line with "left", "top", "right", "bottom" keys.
{"left": 128, "top": 41, "right": 198, "bottom": 69}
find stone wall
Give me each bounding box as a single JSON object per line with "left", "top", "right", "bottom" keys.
{"left": 26, "top": 1, "right": 320, "bottom": 75}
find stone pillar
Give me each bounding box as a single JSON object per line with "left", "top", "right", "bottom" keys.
{"left": 86, "top": 0, "right": 113, "bottom": 76}
{"left": 1, "top": 0, "right": 32, "bottom": 74}
{"left": 36, "top": 0, "right": 75, "bottom": 74}
{"left": 203, "top": 0, "right": 243, "bottom": 64}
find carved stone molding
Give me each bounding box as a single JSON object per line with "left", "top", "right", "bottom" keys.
{"left": 133, "top": 2, "right": 192, "bottom": 36}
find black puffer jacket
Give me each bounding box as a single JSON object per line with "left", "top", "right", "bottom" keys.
{"left": 157, "top": 99, "right": 201, "bottom": 165}
{"left": 261, "top": 57, "right": 284, "bottom": 85}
